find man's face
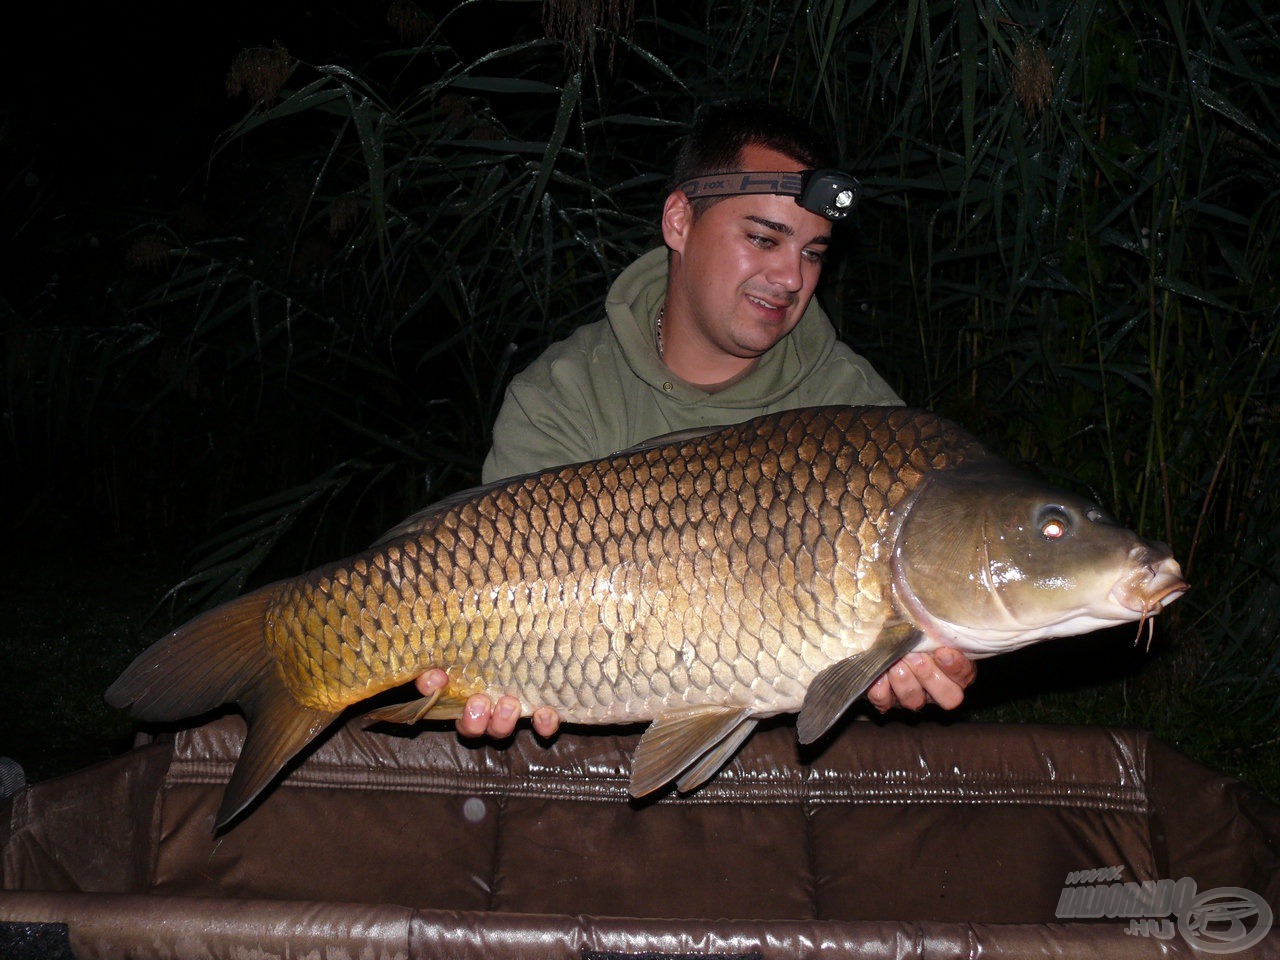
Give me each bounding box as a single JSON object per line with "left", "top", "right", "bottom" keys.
{"left": 663, "top": 143, "right": 833, "bottom": 366}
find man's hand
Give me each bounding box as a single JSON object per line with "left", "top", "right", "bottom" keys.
{"left": 415, "top": 646, "right": 972, "bottom": 742}
{"left": 865, "top": 647, "right": 976, "bottom": 713}
{"left": 413, "top": 670, "right": 561, "bottom": 740}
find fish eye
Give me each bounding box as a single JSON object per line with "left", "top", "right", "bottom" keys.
{"left": 1038, "top": 508, "right": 1071, "bottom": 540}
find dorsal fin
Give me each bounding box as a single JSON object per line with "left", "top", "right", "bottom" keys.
{"left": 612, "top": 423, "right": 735, "bottom": 457}
{"left": 376, "top": 421, "right": 745, "bottom": 546}
{"left": 372, "top": 484, "right": 496, "bottom": 546}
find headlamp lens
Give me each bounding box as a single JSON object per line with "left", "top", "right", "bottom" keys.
{"left": 798, "top": 169, "right": 861, "bottom": 220}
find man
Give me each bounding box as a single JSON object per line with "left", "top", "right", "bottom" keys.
{"left": 418, "top": 100, "right": 975, "bottom": 739}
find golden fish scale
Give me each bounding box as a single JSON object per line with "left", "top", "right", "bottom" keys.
{"left": 264, "top": 407, "right": 985, "bottom": 721}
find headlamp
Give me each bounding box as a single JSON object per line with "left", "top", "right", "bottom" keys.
{"left": 675, "top": 168, "right": 861, "bottom": 221}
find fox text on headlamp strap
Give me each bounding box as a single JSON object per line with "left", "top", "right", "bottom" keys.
{"left": 676, "top": 169, "right": 861, "bottom": 220}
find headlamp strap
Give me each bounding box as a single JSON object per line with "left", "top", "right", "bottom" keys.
{"left": 676, "top": 168, "right": 861, "bottom": 220}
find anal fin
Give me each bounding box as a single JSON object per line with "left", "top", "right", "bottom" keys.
{"left": 361, "top": 691, "right": 469, "bottom": 725}
{"left": 629, "top": 705, "right": 755, "bottom": 798}
{"left": 796, "top": 623, "right": 921, "bottom": 744}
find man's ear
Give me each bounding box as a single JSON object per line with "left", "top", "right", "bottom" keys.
{"left": 661, "top": 190, "right": 693, "bottom": 253}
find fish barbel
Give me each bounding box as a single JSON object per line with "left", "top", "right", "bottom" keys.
{"left": 106, "top": 406, "right": 1188, "bottom": 828}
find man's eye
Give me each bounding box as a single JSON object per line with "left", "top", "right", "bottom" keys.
{"left": 803, "top": 248, "right": 826, "bottom": 264}
{"left": 748, "top": 234, "right": 775, "bottom": 248}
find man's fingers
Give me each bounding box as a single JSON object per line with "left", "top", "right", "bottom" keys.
{"left": 865, "top": 673, "right": 894, "bottom": 713}
{"left": 886, "top": 656, "right": 928, "bottom": 711}
{"left": 414, "top": 670, "right": 564, "bottom": 740}
{"left": 904, "top": 653, "right": 965, "bottom": 711}
{"left": 532, "top": 707, "right": 560, "bottom": 739}
{"left": 934, "top": 647, "right": 977, "bottom": 689}
{"left": 456, "top": 694, "right": 493, "bottom": 737}
{"left": 488, "top": 696, "right": 521, "bottom": 738}
{"left": 872, "top": 650, "right": 975, "bottom": 713}
{"left": 414, "top": 668, "right": 449, "bottom": 697}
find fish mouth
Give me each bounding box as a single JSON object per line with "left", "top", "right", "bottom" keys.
{"left": 1111, "top": 549, "right": 1190, "bottom": 617}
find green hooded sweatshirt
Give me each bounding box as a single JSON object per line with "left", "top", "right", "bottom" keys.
{"left": 482, "top": 248, "right": 902, "bottom": 482}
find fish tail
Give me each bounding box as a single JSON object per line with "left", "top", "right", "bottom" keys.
{"left": 106, "top": 585, "right": 280, "bottom": 720}
{"left": 217, "top": 666, "right": 336, "bottom": 829}
{"left": 105, "top": 584, "right": 339, "bottom": 829}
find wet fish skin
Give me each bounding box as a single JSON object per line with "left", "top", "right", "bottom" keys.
{"left": 105, "top": 405, "right": 1187, "bottom": 829}
{"left": 266, "top": 405, "right": 981, "bottom": 722}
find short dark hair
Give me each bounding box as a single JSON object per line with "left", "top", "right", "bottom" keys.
{"left": 669, "top": 100, "right": 838, "bottom": 215}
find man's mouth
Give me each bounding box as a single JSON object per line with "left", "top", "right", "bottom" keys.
{"left": 746, "top": 294, "right": 791, "bottom": 320}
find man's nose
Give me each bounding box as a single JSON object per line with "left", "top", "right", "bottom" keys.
{"left": 765, "top": 250, "right": 804, "bottom": 291}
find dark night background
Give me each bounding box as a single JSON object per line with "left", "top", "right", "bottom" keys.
{"left": 2, "top": 1, "right": 407, "bottom": 776}
{"left": 3, "top": 0, "right": 1278, "bottom": 801}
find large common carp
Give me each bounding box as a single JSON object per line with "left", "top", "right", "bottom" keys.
{"left": 107, "top": 406, "right": 1188, "bottom": 828}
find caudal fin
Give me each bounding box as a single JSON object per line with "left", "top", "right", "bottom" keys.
{"left": 107, "top": 586, "right": 277, "bottom": 719}
{"left": 218, "top": 669, "right": 336, "bottom": 828}
{"left": 106, "top": 584, "right": 340, "bottom": 829}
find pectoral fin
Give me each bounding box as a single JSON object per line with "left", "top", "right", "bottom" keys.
{"left": 362, "top": 691, "right": 468, "bottom": 724}
{"left": 630, "top": 705, "right": 756, "bottom": 798}
{"left": 796, "top": 623, "right": 921, "bottom": 744}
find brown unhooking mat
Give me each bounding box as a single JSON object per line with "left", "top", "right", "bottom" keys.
{"left": 2, "top": 718, "right": 1278, "bottom": 958}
